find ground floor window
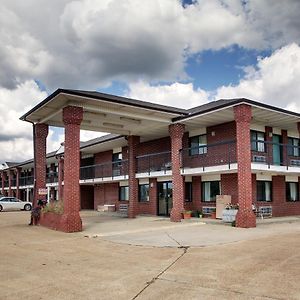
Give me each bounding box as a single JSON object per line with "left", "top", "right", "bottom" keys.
{"left": 119, "top": 186, "right": 129, "bottom": 201}
{"left": 139, "top": 184, "right": 149, "bottom": 202}
{"left": 202, "top": 181, "right": 220, "bottom": 202}
{"left": 257, "top": 181, "right": 272, "bottom": 202}
{"left": 185, "top": 182, "right": 192, "bottom": 202}
{"left": 286, "top": 182, "right": 299, "bottom": 202}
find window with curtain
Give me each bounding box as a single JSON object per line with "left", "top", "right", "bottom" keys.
{"left": 139, "top": 184, "right": 149, "bottom": 202}
{"left": 288, "top": 138, "right": 300, "bottom": 157}
{"left": 286, "top": 182, "right": 299, "bottom": 202}
{"left": 189, "top": 134, "right": 207, "bottom": 155}
{"left": 257, "top": 181, "right": 272, "bottom": 201}
{"left": 119, "top": 186, "right": 129, "bottom": 201}
{"left": 251, "top": 131, "right": 265, "bottom": 152}
{"left": 202, "top": 181, "right": 220, "bottom": 202}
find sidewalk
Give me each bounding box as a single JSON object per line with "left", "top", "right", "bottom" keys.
{"left": 80, "top": 211, "right": 300, "bottom": 247}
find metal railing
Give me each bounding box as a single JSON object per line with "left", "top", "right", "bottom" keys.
{"left": 46, "top": 172, "right": 58, "bottom": 183}
{"left": 4, "top": 180, "right": 9, "bottom": 187}
{"left": 19, "top": 176, "right": 34, "bottom": 186}
{"left": 181, "top": 140, "right": 237, "bottom": 172}
{"left": 136, "top": 151, "right": 172, "bottom": 174}
{"left": 80, "top": 160, "right": 128, "bottom": 180}
{"left": 251, "top": 140, "right": 300, "bottom": 169}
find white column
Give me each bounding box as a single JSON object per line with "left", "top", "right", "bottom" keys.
{"left": 47, "top": 186, "right": 50, "bottom": 202}
{"left": 26, "top": 188, "right": 30, "bottom": 202}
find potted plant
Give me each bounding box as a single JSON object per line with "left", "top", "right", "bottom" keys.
{"left": 182, "top": 210, "right": 192, "bottom": 219}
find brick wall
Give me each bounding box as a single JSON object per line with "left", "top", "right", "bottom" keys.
{"left": 94, "top": 183, "right": 119, "bottom": 210}
{"left": 138, "top": 178, "right": 157, "bottom": 215}
{"left": 221, "top": 173, "right": 238, "bottom": 204}
{"left": 80, "top": 185, "right": 94, "bottom": 209}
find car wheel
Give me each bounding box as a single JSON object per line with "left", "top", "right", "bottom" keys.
{"left": 0, "top": 205, "right": 2, "bottom": 212}
{"left": 24, "top": 204, "right": 32, "bottom": 211}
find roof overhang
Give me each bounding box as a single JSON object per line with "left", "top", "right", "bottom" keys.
{"left": 20, "top": 89, "right": 185, "bottom": 139}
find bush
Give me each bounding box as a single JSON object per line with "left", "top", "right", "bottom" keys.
{"left": 42, "top": 201, "right": 64, "bottom": 215}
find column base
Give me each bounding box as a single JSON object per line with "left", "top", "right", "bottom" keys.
{"left": 170, "top": 209, "right": 182, "bottom": 222}
{"left": 127, "top": 211, "right": 136, "bottom": 219}
{"left": 60, "top": 212, "right": 82, "bottom": 233}
{"left": 235, "top": 209, "right": 256, "bottom": 228}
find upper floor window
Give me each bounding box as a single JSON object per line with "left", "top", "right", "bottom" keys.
{"left": 286, "top": 182, "right": 299, "bottom": 202}
{"left": 288, "top": 137, "right": 300, "bottom": 157}
{"left": 202, "top": 181, "right": 220, "bottom": 202}
{"left": 257, "top": 181, "right": 272, "bottom": 202}
{"left": 189, "top": 134, "right": 207, "bottom": 155}
{"left": 251, "top": 131, "right": 265, "bottom": 152}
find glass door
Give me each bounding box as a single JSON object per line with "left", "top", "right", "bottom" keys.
{"left": 157, "top": 182, "right": 173, "bottom": 216}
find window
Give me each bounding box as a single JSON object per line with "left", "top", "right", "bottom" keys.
{"left": 185, "top": 182, "right": 192, "bottom": 202}
{"left": 251, "top": 131, "right": 265, "bottom": 152}
{"left": 286, "top": 182, "right": 299, "bottom": 202}
{"left": 139, "top": 184, "right": 149, "bottom": 202}
{"left": 119, "top": 186, "right": 129, "bottom": 201}
{"left": 189, "top": 134, "right": 207, "bottom": 155}
{"left": 202, "top": 181, "right": 220, "bottom": 202}
{"left": 112, "top": 152, "right": 122, "bottom": 166}
{"left": 288, "top": 137, "right": 300, "bottom": 157}
{"left": 257, "top": 181, "right": 272, "bottom": 202}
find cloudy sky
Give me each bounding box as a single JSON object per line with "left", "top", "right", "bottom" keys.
{"left": 1, "top": 0, "right": 300, "bottom": 163}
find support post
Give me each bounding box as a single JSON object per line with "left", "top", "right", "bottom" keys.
{"left": 234, "top": 104, "right": 256, "bottom": 228}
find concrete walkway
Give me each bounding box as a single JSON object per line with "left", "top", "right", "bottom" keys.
{"left": 81, "top": 211, "right": 300, "bottom": 247}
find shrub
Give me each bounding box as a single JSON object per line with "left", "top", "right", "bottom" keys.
{"left": 42, "top": 200, "right": 64, "bottom": 215}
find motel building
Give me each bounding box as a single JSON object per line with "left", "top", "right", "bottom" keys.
{"left": 1, "top": 89, "right": 300, "bottom": 232}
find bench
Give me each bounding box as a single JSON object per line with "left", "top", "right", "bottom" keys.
{"left": 119, "top": 203, "right": 128, "bottom": 216}
{"left": 256, "top": 206, "right": 272, "bottom": 219}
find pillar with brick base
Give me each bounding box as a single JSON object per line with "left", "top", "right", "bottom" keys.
{"left": 61, "top": 106, "right": 83, "bottom": 232}
{"left": 169, "top": 123, "right": 185, "bottom": 222}
{"left": 234, "top": 104, "right": 256, "bottom": 228}
{"left": 16, "top": 168, "right": 21, "bottom": 199}
{"left": 34, "top": 123, "right": 49, "bottom": 207}
{"left": 58, "top": 157, "right": 64, "bottom": 201}
{"left": 1, "top": 172, "right": 5, "bottom": 195}
{"left": 128, "top": 135, "right": 140, "bottom": 218}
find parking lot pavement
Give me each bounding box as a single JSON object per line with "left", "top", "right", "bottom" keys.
{"left": 1, "top": 211, "right": 300, "bottom": 300}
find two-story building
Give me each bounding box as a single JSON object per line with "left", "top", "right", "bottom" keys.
{"left": 1, "top": 89, "right": 300, "bottom": 232}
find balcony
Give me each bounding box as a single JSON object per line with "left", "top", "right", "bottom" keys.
{"left": 19, "top": 176, "right": 34, "bottom": 186}
{"left": 251, "top": 140, "right": 300, "bottom": 170}
{"left": 136, "top": 151, "right": 171, "bottom": 175}
{"left": 4, "top": 180, "right": 9, "bottom": 187}
{"left": 80, "top": 160, "right": 128, "bottom": 181}
{"left": 181, "top": 140, "right": 237, "bottom": 173}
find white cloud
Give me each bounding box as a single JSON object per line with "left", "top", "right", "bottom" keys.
{"left": 215, "top": 43, "right": 300, "bottom": 111}
{"left": 0, "top": 0, "right": 299, "bottom": 89}
{"left": 127, "top": 81, "right": 209, "bottom": 108}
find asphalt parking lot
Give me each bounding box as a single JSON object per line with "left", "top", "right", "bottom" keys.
{"left": 1, "top": 211, "right": 300, "bottom": 300}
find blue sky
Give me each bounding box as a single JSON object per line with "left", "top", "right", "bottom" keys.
{"left": 0, "top": 0, "right": 300, "bottom": 162}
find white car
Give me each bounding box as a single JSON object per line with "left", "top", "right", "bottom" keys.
{"left": 0, "top": 197, "right": 32, "bottom": 212}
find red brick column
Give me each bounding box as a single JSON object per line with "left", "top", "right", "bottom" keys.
{"left": 265, "top": 126, "right": 273, "bottom": 166}
{"left": 61, "top": 106, "right": 83, "bottom": 232}
{"left": 169, "top": 123, "right": 185, "bottom": 222}
{"left": 8, "top": 170, "right": 13, "bottom": 196}
{"left": 149, "top": 178, "right": 158, "bottom": 215}
{"left": 128, "top": 135, "right": 140, "bottom": 218}
{"left": 281, "top": 130, "right": 288, "bottom": 166}
{"left": 34, "top": 123, "right": 49, "bottom": 207}
{"left": 16, "top": 168, "right": 21, "bottom": 199}
{"left": 58, "top": 157, "right": 64, "bottom": 201}
{"left": 234, "top": 104, "right": 256, "bottom": 228}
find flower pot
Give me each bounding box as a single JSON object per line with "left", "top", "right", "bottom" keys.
{"left": 210, "top": 212, "right": 216, "bottom": 219}
{"left": 182, "top": 213, "right": 191, "bottom": 219}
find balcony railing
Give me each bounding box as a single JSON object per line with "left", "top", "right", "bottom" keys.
{"left": 251, "top": 140, "right": 300, "bottom": 169}
{"left": 46, "top": 172, "right": 58, "bottom": 183}
{"left": 11, "top": 178, "right": 17, "bottom": 186}
{"left": 181, "top": 140, "right": 237, "bottom": 172}
{"left": 80, "top": 160, "right": 128, "bottom": 180}
{"left": 136, "top": 151, "right": 172, "bottom": 174}
{"left": 19, "top": 176, "right": 34, "bottom": 186}
{"left": 4, "top": 180, "right": 9, "bottom": 187}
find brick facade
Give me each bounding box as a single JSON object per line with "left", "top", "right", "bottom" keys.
{"left": 234, "top": 104, "right": 256, "bottom": 228}
{"left": 169, "top": 123, "right": 185, "bottom": 222}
